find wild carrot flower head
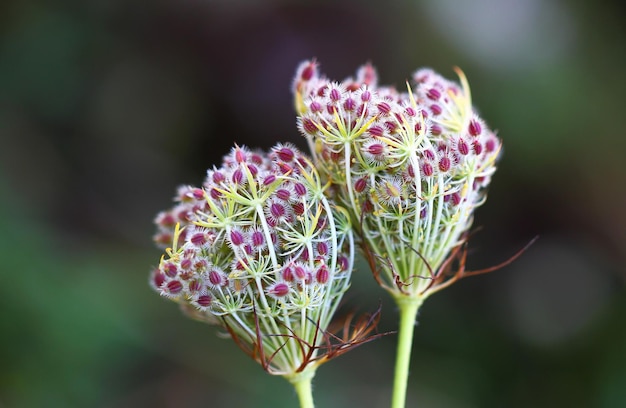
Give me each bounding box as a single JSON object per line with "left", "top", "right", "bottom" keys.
{"left": 151, "top": 144, "right": 358, "bottom": 376}
{"left": 293, "top": 60, "right": 502, "bottom": 299}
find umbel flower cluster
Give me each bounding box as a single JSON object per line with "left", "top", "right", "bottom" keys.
{"left": 151, "top": 144, "right": 358, "bottom": 377}
{"left": 293, "top": 61, "right": 502, "bottom": 299}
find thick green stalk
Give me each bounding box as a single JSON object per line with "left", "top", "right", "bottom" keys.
{"left": 391, "top": 296, "right": 424, "bottom": 408}
{"left": 287, "top": 369, "right": 316, "bottom": 408}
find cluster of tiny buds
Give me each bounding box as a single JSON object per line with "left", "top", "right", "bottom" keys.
{"left": 294, "top": 61, "right": 500, "bottom": 185}
{"left": 293, "top": 60, "right": 501, "bottom": 295}
{"left": 151, "top": 143, "right": 354, "bottom": 374}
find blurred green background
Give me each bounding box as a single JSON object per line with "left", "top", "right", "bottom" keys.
{"left": 1, "top": 1, "right": 625, "bottom": 407}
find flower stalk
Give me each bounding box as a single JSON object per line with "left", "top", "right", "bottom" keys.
{"left": 391, "top": 296, "right": 423, "bottom": 408}
{"left": 287, "top": 368, "right": 317, "bottom": 408}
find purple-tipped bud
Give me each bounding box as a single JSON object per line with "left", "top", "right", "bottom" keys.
{"left": 176, "top": 209, "right": 189, "bottom": 222}
{"left": 338, "top": 256, "right": 349, "bottom": 271}
{"left": 179, "top": 270, "right": 193, "bottom": 281}
{"left": 362, "top": 199, "right": 374, "bottom": 213}
{"left": 422, "top": 162, "right": 434, "bottom": 177}
{"left": 473, "top": 140, "right": 483, "bottom": 155}
{"left": 356, "top": 104, "right": 368, "bottom": 118}
{"left": 310, "top": 100, "right": 323, "bottom": 113}
{"left": 164, "top": 262, "right": 178, "bottom": 278}
{"left": 251, "top": 230, "right": 265, "bottom": 247}
{"left": 230, "top": 230, "right": 245, "bottom": 246}
{"left": 329, "top": 87, "right": 342, "bottom": 102}
{"left": 430, "top": 104, "right": 442, "bottom": 115}
{"left": 301, "top": 118, "right": 318, "bottom": 135}
{"left": 316, "top": 265, "right": 329, "bottom": 284}
{"left": 427, "top": 88, "right": 441, "bottom": 100}
{"left": 153, "top": 270, "right": 166, "bottom": 288}
{"left": 357, "top": 63, "right": 377, "bottom": 86}
{"left": 208, "top": 270, "right": 225, "bottom": 287}
{"left": 191, "top": 188, "right": 204, "bottom": 200}
{"left": 369, "top": 125, "right": 385, "bottom": 137}
{"left": 277, "top": 162, "right": 292, "bottom": 175}
{"left": 251, "top": 153, "right": 264, "bottom": 165}
{"left": 450, "top": 192, "right": 461, "bottom": 206}
{"left": 209, "top": 187, "right": 221, "bottom": 200}
{"left": 299, "top": 61, "right": 316, "bottom": 81}
{"left": 188, "top": 279, "right": 203, "bottom": 292}
{"left": 457, "top": 138, "right": 469, "bottom": 155}
{"left": 377, "top": 101, "right": 392, "bottom": 115}
{"left": 329, "top": 150, "right": 342, "bottom": 163}
{"left": 367, "top": 143, "right": 385, "bottom": 156}
{"left": 212, "top": 171, "right": 225, "bottom": 184}
{"left": 355, "top": 177, "right": 367, "bottom": 193}
{"left": 232, "top": 169, "right": 244, "bottom": 185}
{"left": 194, "top": 258, "right": 208, "bottom": 271}
{"left": 276, "top": 146, "right": 295, "bottom": 162}
{"left": 344, "top": 97, "right": 356, "bottom": 112}
{"left": 294, "top": 182, "right": 307, "bottom": 197}
{"left": 270, "top": 202, "right": 286, "bottom": 218}
{"left": 346, "top": 82, "right": 360, "bottom": 92}
{"left": 407, "top": 164, "right": 415, "bottom": 178}
{"left": 156, "top": 212, "right": 176, "bottom": 227}
{"left": 191, "top": 232, "right": 207, "bottom": 247}
{"left": 316, "top": 241, "right": 329, "bottom": 256}
{"left": 384, "top": 121, "right": 398, "bottom": 133}
{"left": 413, "top": 69, "right": 433, "bottom": 84}
{"left": 166, "top": 280, "right": 183, "bottom": 294}
{"left": 263, "top": 174, "right": 276, "bottom": 185}
{"left": 292, "top": 202, "right": 305, "bottom": 216}
{"left": 275, "top": 188, "right": 291, "bottom": 201}
{"left": 234, "top": 258, "right": 247, "bottom": 271}
{"left": 439, "top": 156, "right": 451, "bottom": 172}
{"left": 300, "top": 248, "right": 310, "bottom": 262}
{"left": 268, "top": 282, "right": 290, "bottom": 298}
{"left": 294, "top": 265, "right": 307, "bottom": 280}
{"left": 197, "top": 295, "right": 212, "bottom": 307}
{"left": 469, "top": 119, "right": 482, "bottom": 136}
{"left": 247, "top": 164, "right": 258, "bottom": 177}
{"left": 235, "top": 148, "right": 247, "bottom": 163}
{"left": 180, "top": 258, "right": 192, "bottom": 270}
{"left": 282, "top": 265, "right": 295, "bottom": 282}
{"left": 423, "top": 149, "right": 436, "bottom": 161}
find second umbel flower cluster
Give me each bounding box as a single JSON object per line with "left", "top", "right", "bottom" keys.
{"left": 293, "top": 60, "right": 501, "bottom": 299}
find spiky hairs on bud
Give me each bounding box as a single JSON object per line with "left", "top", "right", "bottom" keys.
{"left": 293, "top": 60, "right": 501, "bottom": 300}
{"left": 151, "top": 143, "right": 355, "bottom": 376}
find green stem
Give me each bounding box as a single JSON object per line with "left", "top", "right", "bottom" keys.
{"left": 287, "top": 368, "right": 316, "bottom": 408}
{"left": 391, "top": 296, "right": 424, "bottom": 408}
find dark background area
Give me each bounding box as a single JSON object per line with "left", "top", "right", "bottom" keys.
{"left": 1, "top": 1, "right": 625, "bottom": 407}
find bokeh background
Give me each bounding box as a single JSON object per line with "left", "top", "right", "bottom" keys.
{"left": 1, "top": 0, "right": 625, "bottom": 407}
